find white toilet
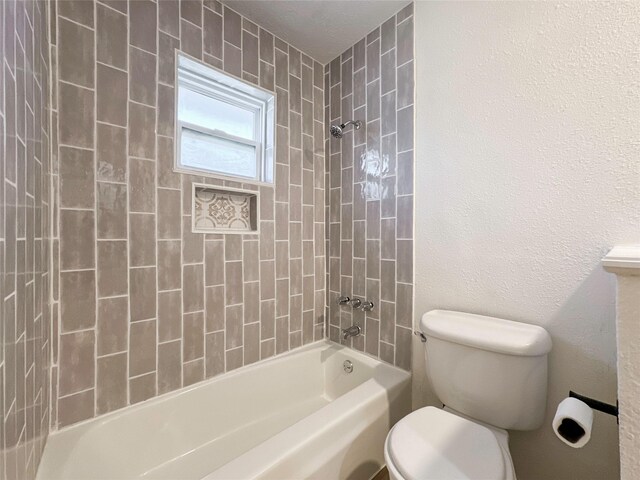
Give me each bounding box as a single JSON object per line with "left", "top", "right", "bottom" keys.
{"left": 384, "top": 310, "right": 552, "bottom": 480}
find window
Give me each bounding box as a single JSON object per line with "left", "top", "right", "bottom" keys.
{"left": 176, "top": 54, "right": 275, "bottom": 184}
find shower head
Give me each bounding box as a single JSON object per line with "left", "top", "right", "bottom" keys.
{"left": 329, "top": 124, "right": 344, "bottom": 139}
{"left": 330, "top": 120, "right": 362, "bottom": 139}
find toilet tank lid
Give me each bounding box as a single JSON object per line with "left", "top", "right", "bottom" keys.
{"left": 420, "top": 310, "right": 552, "bottom": 356}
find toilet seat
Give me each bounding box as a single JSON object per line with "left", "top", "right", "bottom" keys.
{"left": 385, "top": 407, "right": 510, "bottom": 480}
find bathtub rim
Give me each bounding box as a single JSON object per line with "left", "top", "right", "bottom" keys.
{"left": 48, "top": 339, "right": 410, "bottom": 435}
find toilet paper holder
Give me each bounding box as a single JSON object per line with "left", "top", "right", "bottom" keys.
{"left": 569, "top": 391, "right": 618, "bottom": 422}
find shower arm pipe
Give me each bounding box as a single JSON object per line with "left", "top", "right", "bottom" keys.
{"left": 330, "top": 119, "right": 363, "bottom": 139}
{"left": 341, "top": 120, "right": 362, "bottom": 129}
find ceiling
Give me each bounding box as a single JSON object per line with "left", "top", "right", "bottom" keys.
{"left": 223, "top": 0, "right": 412, "bottom": 64}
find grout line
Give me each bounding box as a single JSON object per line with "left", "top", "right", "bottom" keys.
{"left": 57, "top": 14, "right": 94, "bottom": 33}
{"left": 96, "top": 0, "right": 126, "bottom": 16}
{"left": 97, "top": 60, "right": 127, "bottom": 74}
{"left": 58, "top": 78, "right": 94, "bottom": 92}
{"left": 396, "top": 14, "right": 413, "bottom": 28}
{"left": 125, "top": 0, "right": 132, "bottom": 407}
{"left": 57, "top": 386, "right": 95, "bottom": 400}
{"left": 154, "top": 0, "right": 162, "bottom": 395}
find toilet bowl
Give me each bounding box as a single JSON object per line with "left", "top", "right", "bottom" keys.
{"left": 384, "top": 310, "right": 552, "bottom": 480}
{"left": 384, "top": 407, "right": 515, "bottom": 480}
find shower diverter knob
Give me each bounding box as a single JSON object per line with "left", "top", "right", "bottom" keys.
{"left": 337, "top": 296, "right": 350, "bottom": 305}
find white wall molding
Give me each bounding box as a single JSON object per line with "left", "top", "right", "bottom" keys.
{"left": 602, "top": 245, "right": 640, "bottom": 276}
{"left": 603, "top": 245, "right": 640, "bottom": 480}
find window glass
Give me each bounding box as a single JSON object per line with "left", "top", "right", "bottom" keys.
{"left": 178, "top": 87, "right": 256, "bottom": 140}
{"left": 175, "top": 54, "right": 274, "bottom": 183}
{"left": 181, "top": 128, "right": 257, "bottom": 179}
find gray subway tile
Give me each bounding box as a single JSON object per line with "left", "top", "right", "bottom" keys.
{"left": 158, "top": 340, "right": 182, "bottom": 393}
{"left": 97, "top": 296, "right": 128, "bottom": 355}
{"left": 381, "top": 16, "right": 396, "bottom": 53}
{"left": 130, "top": 372, "right": 157, "bottom": 404}
{"left": 129, "top": 0, "right": 157, "bottom": 53}
{"left": 97, "top": 3, "right": 127, "bottom": 69}
{"left": 59, "top": 147, "right": 94, "bottom": 209}
{"left": 97, "top": 123, "right": 126, "bottom": 183}
{"left": 59, "top": 82, "right": 94, "bottom": 148}
{"left": 97, "top": 63, "right": 127, "bottom": 126}
{"left": 59, "top": 331, "right": 95, "bottom": 396}
{"left": 130, "top": 319, "right": 157, "bottom": 376}
{"left": 397, "top": 60, "right": 414, "bottom": 109}
{"left": 205, "top": 332, "right": 225, "bottom": 378}
{"left": 97, "top": 353, "right": 127, "bottom": 414}
{"left": 130, "top": 267, "right": 156, "bottom": 321}
{"left": 183, "top": 264, "right": 205, "bottom": 313}
{"left": 128, "top": 103, "right": 156, "bottom": 159}
{"left": 366, "top": 38, "right": 380, "bottom": 82}
{"left": 158, "top": 290, "right": 182, "bottom": 342}
{"left": 97, "top": 241, "right": 128, "bottom": 297}
{"left": 129, "top": 214, "right": 156, "bottom": 267}
{"left": 59, "top": 17, "right": 95, "bottom": 88}
{"left": 182, "top": 19, "right": 203, "bottom": 59}
{"left": 60, "top": 210, "right": 95, "bottom": 270}
{"left": 61, "top": 270, "right": 96, "bottom": 332}
{"left": 130, "top": 46, "right": 157, "bottom": 107}
{"left": 397, "top": 16, "right": 413, "bottom": 66}
{"left": 223, "top": 6, "right": 241, "bottom": 47}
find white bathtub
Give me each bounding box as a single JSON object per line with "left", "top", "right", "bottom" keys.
{"left": 37, "top": 340, "right": 411, "bottom": 480}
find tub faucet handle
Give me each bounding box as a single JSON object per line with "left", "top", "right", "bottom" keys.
{"left": 337, "top": 295, "right": 350, "bottom": 305}
{"left": 361, "top": 301, "right": 374, "bottom": 312}
{"left": 350, "top": 298, "right": 362, "bottom": 308}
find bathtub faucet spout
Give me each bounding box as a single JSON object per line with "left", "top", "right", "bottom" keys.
{"left": 342, "top": 325, "right": 362, "bottom": 340}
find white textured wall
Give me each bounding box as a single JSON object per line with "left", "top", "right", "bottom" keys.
{"left": 413, "top": 2, "right": 640, "bottom": 479}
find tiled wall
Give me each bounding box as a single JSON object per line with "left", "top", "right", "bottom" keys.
{"left": 50, "top": 0, "right": 326, "bottom": 428}
{"left": 1, "top": 0, "right": 52, "bottom": 478}
{"left": 325, "top": 4, "right": 414, "bottom": 369}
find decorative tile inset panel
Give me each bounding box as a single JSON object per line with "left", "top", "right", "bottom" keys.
{"left": 193, "top": 185, "right": 258, "bottom": 233}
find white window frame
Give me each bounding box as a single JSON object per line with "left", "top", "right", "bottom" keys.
{"left": 174, "top": 53, "right": 275, "bottom": 185}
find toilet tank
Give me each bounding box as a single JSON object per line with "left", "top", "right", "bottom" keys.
{"left": 420, "top": 310, "right": 552, "bottom": 431}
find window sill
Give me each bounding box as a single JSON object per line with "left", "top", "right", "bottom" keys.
{"left": 174, "top": 164, "right": 274, "bottom": 189}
